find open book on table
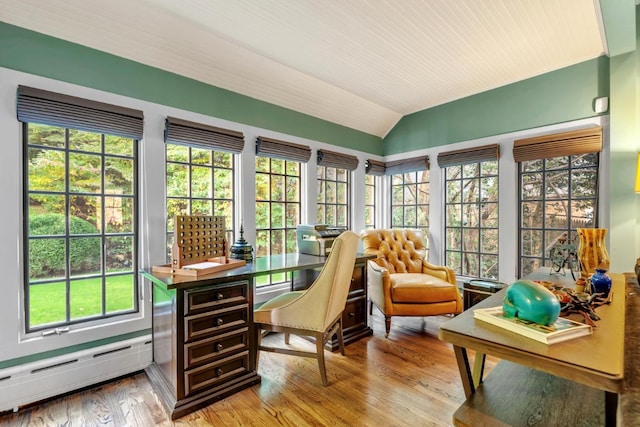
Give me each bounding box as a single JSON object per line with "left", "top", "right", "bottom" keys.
{"left": 473, "top": 306, "right": 592, "bottom": 345}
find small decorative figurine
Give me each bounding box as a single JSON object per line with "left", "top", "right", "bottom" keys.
{"left": 503, "top": 280, "right": 561, "bottom": 326}
{"left": 230, "top": 225, "right": 254, "bottom": 263}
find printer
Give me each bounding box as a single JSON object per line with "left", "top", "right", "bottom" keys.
{"left": 296, "top": 224, "right": 346, "bottom": 256}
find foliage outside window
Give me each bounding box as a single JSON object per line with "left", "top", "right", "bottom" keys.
{"left": 255, "top": 157, "right": 301, "bottom": 287}
{"left": 390, "top": 171, "right": 429, "bottom": 231}
{"left": 165, "top": 144, "right": 234, "bottom": 261}
{"left": 25, "top": 123, "right": 138, "bottom": 331}
{"left": 445, "top": 161, "right": 499, "bottom": 279}
{"left": 519, "top": 154, "right": 599, "bottom": 277}
{"left": 364, "top": 174, "right": 377, "bottom": 229}
{"left": 317, "top": 166, "right": 350, "bottom": 227}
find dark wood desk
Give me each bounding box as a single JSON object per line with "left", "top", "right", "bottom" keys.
{"left": 439, "top": 273, "right": 625, "bottom": 427}
{"left": 141, "top": 253, "right": 373, "bottom": 419}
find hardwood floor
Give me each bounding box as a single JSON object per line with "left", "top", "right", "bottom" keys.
{"left": 1, "top": 313, "right": 495, "bottom": 427}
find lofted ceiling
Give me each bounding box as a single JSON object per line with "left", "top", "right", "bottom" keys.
{"left": 0, "top": 0, "right": 606, "bottom": 138}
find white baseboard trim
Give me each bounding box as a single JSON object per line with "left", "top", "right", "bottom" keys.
{"left": 0, "top": 335, "right": 152, "bottom": 413}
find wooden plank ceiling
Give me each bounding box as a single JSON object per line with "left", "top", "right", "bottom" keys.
{"left": 0, "top": 0, "right": 606, "bottom": 137}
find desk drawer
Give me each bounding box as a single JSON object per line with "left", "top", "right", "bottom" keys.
{"left": 343, "top": 296, "right": 365, "bottom": 331}
{"left": 185, "top": 304, "right": 248, "bottom": 342}
{"left": 349, "top": 266, "right": 364, "bottom": 292}
{"left": 185, "top": 282, "right": 248, "bottom": 315}
{"left": 184, "top": 350, "right": 250, "bottom": 397}
{"left": 184, "top": 327, "right": 249, "bottom": 370}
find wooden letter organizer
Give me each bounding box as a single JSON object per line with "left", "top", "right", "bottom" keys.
{"left": 152, "top": 215, "right": 246, "bottom": 276}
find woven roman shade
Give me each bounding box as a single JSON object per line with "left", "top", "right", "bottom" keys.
{"left": 385, "top": 156, "right": 429, "bottom": 175}
{"left": 365, "top": 159, "right": 386, "bottom": 176}
{"left": 165, "top": 116, "right": 244, "bottom": 153}
{"left": 317, "top": 149, "right": 359, "bottom": 171}
{"left": 255, "top": 136, "right": 312, "bottom": 162}
{"left": 437, "top": 144, "right": 500, "bottom": 167}
{"left": 513, "top": 127, "right": 602, "bottom": 162}
{"left": 16, "top": 85, "right": 143, "bottom": 139}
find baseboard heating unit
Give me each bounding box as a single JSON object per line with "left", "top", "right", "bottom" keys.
{"left": 0, "top": 335, "right": 152, "bottom": 413}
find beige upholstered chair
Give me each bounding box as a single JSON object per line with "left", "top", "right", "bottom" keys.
{"left": 254, "top": 230, "right": 359, "bottom": 386}
{"left": 361, "top": 228, "right": 463, "bottom": 338}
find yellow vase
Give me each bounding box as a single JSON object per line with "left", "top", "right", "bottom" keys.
{"left": 577, "top": 228, "right": 610, "bottom": 278}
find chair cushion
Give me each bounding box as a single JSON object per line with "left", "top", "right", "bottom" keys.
{"left": 389, "top": 273, "right": 459, "bottom": 303}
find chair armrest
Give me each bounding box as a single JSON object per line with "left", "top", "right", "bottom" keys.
{"left": 367, "top": 260, "right": 393, "bottom": 313}
{"left": 421, "top": 260, "right": 456, "bottom": 285}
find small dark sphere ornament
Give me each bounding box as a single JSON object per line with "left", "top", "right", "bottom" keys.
{"left": 230, "top": 225, "right": 254, "bottom": 263}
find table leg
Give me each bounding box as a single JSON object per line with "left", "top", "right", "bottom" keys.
{"left": 604, "top": 391, "right": 617, "bottom": 427}
{"left": 453, "top": 345, "right": 475, "bottom": 397}
{"left": 472, "top": 351, "right": 486, "bottom": 387}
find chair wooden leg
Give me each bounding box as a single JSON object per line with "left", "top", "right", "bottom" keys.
{"left": 369, "top": 299, "right": 373, "bottom": 315}
{"left": 384, "top": 316, "right": 391, "bottom": 338}
{"left": 316, "top": 332, "right": 328, "bottom": 386}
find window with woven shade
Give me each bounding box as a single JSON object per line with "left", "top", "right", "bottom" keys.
{"left": 18, "top": 86, "right": 143, "bottom": 332}
{"left": 255, "top": 137, "right": 309, "bottom": 288}
{"left": 388, "top": 155, "right": 430, "bottom": 233}
{"left": 438, "top": 144, "right": 500, "bottom": 279}
{"left": 316, "top": 149, "right": 358, "bottom": 228}
{"left": 164, "top": 117, "right": 244, "bottom": 262}
{"left": 514, "top": 127, "right": 602, "bottom": 277}
{"left": 364, "top": 160, "right": 384, "bottom": 229}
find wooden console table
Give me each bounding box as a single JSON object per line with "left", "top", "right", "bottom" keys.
{"left": 439, "top": 272, "right": 625, "bottom": 427}
{"left": 141, "top": 253, "right": 373, "bottom": 419}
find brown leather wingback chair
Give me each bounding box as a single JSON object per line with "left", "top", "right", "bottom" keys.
{"left": 361, "top": 229, "right": 463, "bottom": 337}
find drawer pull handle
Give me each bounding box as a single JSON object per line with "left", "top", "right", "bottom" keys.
{"left": 217, "top": 293, "right": 224, "bottom": 300}
{"left": 348, "top": 312, "right": 355, "bottom": 317}
{"left": 215, "top": 343, "right": 223, "bottom": 351}
{"left": 216, "top": 368, "right": 223, "bottom": 377}
{"left": 216, "top": 318, "right": 224, "bottom": 326}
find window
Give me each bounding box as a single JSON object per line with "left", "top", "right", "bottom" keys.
{"left": 19, "top": 86, "right": 142, "bottom": 332}
{"left": 316, "top": 149, "right": 359, "bottom": 227}
{"left": 255, "top": 158, "right": 301, "bottom": 285}
{"left": 387, "top": 156, "right": 430, "bottom": 232}
{"left": 165, "top": 146, "right": 234, "bottom": 259}
{"left": 514, "top": 127, "right": 602, "bottom": 277}
{"left": 255, "top": 136, "right": 310, "bottom": 287}
{"left": 365, "top": 159, "right": 384, "bottom": 229}
{"left": 439, "top": 144, "right": 500, "bottom": 279}
{"left": 364, "top": 175, "right": 376, "bottom": 229}
{"left": 519, "top": 154, "right": 599, "bottom": 276}
{"left": 164, "top": 117, "right": 244, "bottom": 261}
{"left": 317, "top": 166, "right": 350, "bottom": 227}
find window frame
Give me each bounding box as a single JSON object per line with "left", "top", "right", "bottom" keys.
{"left": 316, "top": 165, "right": 351, "bottom": 228}
{"left": 23, "top": 123, "right": 139, "bottom": 333}
{"left": 518, "top": 153, "right": 600, "bottom": 277}
{"left": 443, "top": 160, "right": 499, "bottom": 280}
{"left": 389, "top": 170, "right": 430, "bottom": 233}
{"left": 255, "top": 156, "right": 303, "bottom": 288}
{"left": 165, "top": 143, "right": 236, "bottom": 262}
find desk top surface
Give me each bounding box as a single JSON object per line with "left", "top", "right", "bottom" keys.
{"left": 439, "top": 271, "right": 625, "bottom": 392}
{"left": 141, "top": 253, "right": 374, "bottom": 288}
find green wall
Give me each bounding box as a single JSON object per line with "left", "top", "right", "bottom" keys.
{"left": 0, "top": 22, "right": 383, "bottom": 155}
{"left": 383, "top": 57, "right": 610, "bottom": 155}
